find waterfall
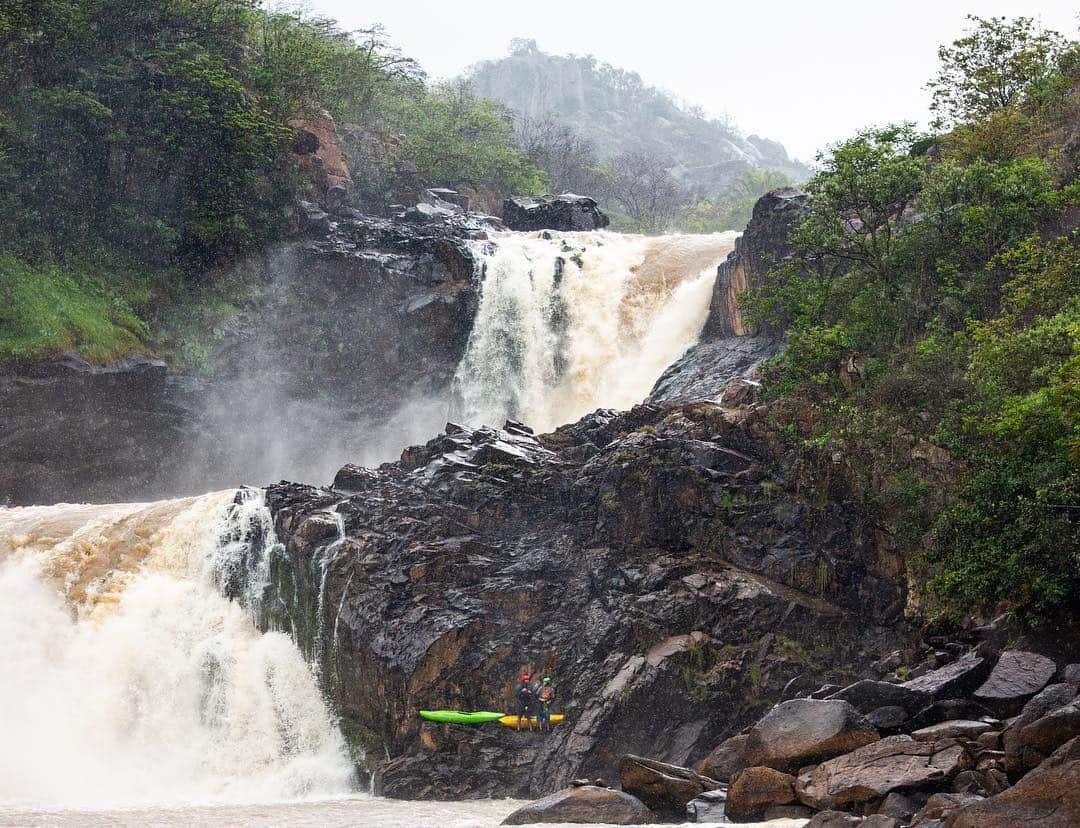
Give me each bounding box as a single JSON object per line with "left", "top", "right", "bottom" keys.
{"left": 454, "top": 230, "right": 738, "bottom": 432}
{"left": 0, "top": 491, "right": 355, "bottom": 809}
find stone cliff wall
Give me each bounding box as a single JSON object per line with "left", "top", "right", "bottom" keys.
{"left": 256, "top": 395, "right": 902, "bottom": 799}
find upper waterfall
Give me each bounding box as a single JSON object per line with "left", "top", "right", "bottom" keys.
{"left": 453, "top": 230, "right": 738, "bottom": 433}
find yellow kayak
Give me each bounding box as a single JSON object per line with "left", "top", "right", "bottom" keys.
{"left": 498, "top": 714, "right": 564, "bottom": 727}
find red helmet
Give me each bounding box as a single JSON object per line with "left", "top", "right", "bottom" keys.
{"left": 520, "top": 673, "right": 530, "bottom": 681}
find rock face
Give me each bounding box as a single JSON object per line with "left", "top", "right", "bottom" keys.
{"left": 796, "top": 735, "right": 971, "bottom": 809}
{"left": 0, "top": 353, "right": 203, "bottom": 505}
{"left": 255, "top": 397, "right": 899, "bottom": 799}
{"left": 288, "top": 109, "right": 353, "bottom": 196}
{"left": 703, "top": 187, "right": 810, "bottom": 338}
{"left": 741, "top": 699, "right": 880, "bottom": 772}
{"left": 501, "top": 785, "right": 655, "bottom": 825}
{"left": 944, "top": 737, "right": 1080, "bottom": 827}
{"left": 502, "top": 194, "right": 610, "bottom": 231}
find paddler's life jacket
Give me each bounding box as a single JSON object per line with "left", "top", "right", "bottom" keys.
{"left": 538, "top": 684, "right": 554, "bottom": 703}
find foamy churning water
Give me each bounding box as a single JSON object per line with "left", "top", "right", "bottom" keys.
{"left": 0, "top": 491, "right": 355, "bottom": 809}
{"left": 455, "top": 230, "right": 738, "bottom": 432}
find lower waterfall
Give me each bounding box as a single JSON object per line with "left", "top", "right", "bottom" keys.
{"left": 454, "top": 230, "right": 738, "bottom": 432}
{"left": 0, "top": 491, "right": 355, "bottom": 809}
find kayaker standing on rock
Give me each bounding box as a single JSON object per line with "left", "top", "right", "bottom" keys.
{"left": 535, "top": 675, "right": 556, "bottom": 732}
{"left": 514, "top": 673, "right": 536, "bottom": 731}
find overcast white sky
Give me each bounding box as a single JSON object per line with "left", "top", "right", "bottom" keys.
{"left": 311, "top": 1, "right": 1077, "bottom": 161}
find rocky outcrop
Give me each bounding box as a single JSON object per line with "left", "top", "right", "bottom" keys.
{"left": 502, "top": 194, "right": 609, "bottom": 231}
{"left": 703, "top": 187, "right": 810, "bottom": 339}
{"left": 944, "top": 737, "right": 1080, "bottom": 827}
{"left": 288, "top": 109, "right": 353, "bottom": 198}
{"left": 253, "top": 395, "right": 902, "bottom": 799}
{"left": 0, "top": 353, "right": 204, "bottom": 505}
{"left": 501, "top": 785, "right": 655, "bottom": 825}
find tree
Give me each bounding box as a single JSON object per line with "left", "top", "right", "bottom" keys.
{"left": 927, "top": 15, "right": 1067, "bottom": 127}
{"left": 600, "top": 151, "right": 688, "bottom": 231}
{"left": 515, "top": 114, "right": 605, "bottom": 196}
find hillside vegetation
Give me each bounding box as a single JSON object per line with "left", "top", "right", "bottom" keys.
{"left": 0, "top": 0, "right": 544, "bottom": 363}
{"left": 743, "top": 16, "right": 1079, "bottom": 626}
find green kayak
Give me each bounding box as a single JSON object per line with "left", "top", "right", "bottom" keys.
{"left": 419, "top": 710, "right": 505, "bottom": 724}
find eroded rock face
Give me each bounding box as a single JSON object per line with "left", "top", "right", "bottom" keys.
{"left": 257, "top": 400, "right": 899, "bottom": 798}
{"left": 704, "top": 187, "right": 810, "bottom": 339}
{"left": 502, "top": 194, "right": 609, "bottom": 231}
{"left": 741, "top": 699, "right": 880, "bottom": 772}
{"left": 796, "top": 735, "right": 971, "bottom": 809}
{"left": 288, "top": 109, "right": 353, "bottom": 195}
{"left": 501, "top": 785, "right": 654, "bottom": 825}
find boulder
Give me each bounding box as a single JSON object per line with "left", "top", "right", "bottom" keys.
{"left": 725, "top": 766, "right": 796, "bottom": 821}
{"left": 502, "top": 194, "right": 609, "bottom": 231}
{"left": 911, "top": 721, "right": 994, "bottom": 742}
{"left": 901, "top": 653, "right": 991, "bottom": 700}
{"left": 287, "top": 109, "right": 352, "bottom": 192}
{"left": 501, "top": 786, "right": 654, "bottom": 825}
{"left": 828, "top": 679, "right": 929, "bottom": 714}
{"left": 797, "top": 735, "right": 972, "bottom": 810}
{"left": 907, "top": 699, "right": 995, "bottom": 731}
{"left": 1019, "top": 700, "right": 1080, "bottom": 756}
{"left": 878, "top": 791, "right": 924, "bottom": 822}
{"left": 944, "top": 737, "right": 1080, "bottom": 827}
{"left": 973, "top": 651, "right": 1056, "bottom": 715}
{"left": 684, "top": 789, "right": 726, "bottom": 823}
{"left": 867, "top": 706, "right": 909, "bottom": 731}
{"left": 696, "top": 734, "right": 750, "bottom": 781}
{"left": 763, "top": 803, "right": 813, "bottom": 819}
{"left": 1001, "top": 682, "right": 1077, "bottom": 758}
{"left": 617, "top": 755, "right": 719, "bottom": 819}
{"left": 743, "top": 699, "right": 879, "bottom": 771}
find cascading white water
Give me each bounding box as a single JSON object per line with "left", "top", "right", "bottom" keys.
{"left": 0, "top": 491, "right": 355, "bottom": 809}
{"left": 454, "top": 230, "right": 738, "bottom": 432}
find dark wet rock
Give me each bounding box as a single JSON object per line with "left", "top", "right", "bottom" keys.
{"left": 1001, "top": 682, "right": 1078, "bottom": 762}
{"left": 1062, "top": 663, "right": 1080, "bottom": 685}
{"left": 867, "top": 706, "right": 909, "bottom": 731}
{"left": 878, "top": 791, "right": 923, "bottom": 822}
{"left": 724, "top": 766, "right": 797, "bottom": 821}
{"left": 617, "top": 755, "right": 720, "bottom": 819}
{"left": 741, "top": 699, "right": 879, "bottom": 772}
{"left": 0, "top": 352, "right": 203, "bottom": 505}
{"left": 973, "top": 651, "right": 1057, "bottom": 715}
{"left": 502, "top": 193, "right": 609, "bottom": 231}
{"left": 258, "top": 396, "right": 903, "bottom": 799}
{"left": 901, "top": 653, "right": 991, "bottom": 700}
{"left": 912, "top": 721, "right": 994, "bottom": 742}
{"left": 501, "top": 785, "right": 654, "bottom": 825}
{"left": 796, "top": 735, "right": 972, "bottom": 809}
{"left": 828, "top": 679, "right": 929, "bottom": 714}
{"left": 1019, "top": 700, "right": 1080, "bottom": 757}
{"left": 684, "top": 788, "right": 726, "bottom": 823}
{"left": 764, "top": 803, "right": 813, "bottom": 819}
{"left": 907, "top": 699, "right": 996, "bottom": 731}
{"left": 944, "top": 737, "right": 1080, "bottom": 828}
{"left": 648, "top": 335, "right": 777, "bottom": 404}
